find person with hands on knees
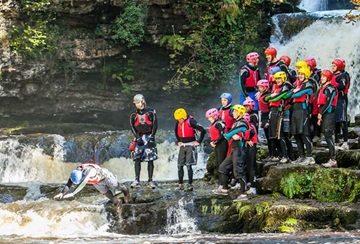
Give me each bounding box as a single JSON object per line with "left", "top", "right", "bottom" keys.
{"left": 174, "top": 108, "right": 206, "bottom": 192}
{"left": 129, "top": 94, "right": 158, "bottom": 189}
{"left": 54, "top": 163, "right": 130, "bottom": 213}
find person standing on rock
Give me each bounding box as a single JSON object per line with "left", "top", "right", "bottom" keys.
{"left": 174, "top": 108, "right": 206, "bottom": 192}
{"left": 129, "top": 94, "right": 158, "bottom": 189}
{"left": 317, "top": 70, "right": 338, "bottom": 168}
{"left": 54, "top": 162, "right": 130, "bottom": 213}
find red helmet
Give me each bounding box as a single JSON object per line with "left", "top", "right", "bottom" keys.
{"left": 246, "top": 52, "right": 259, "bottom": 63}
{"left": 332, "top": 58, "right": 345, "bottom": 72}
{"left": 264, "top": 47, "right": 277, "bottom": 58}
{"left": 321, "top": 69, "right": 333, "bottom": 81}
{"left": 305, "top": 57, "right": 317, "bottom": 71}
{"left": 243, "top": 113, "right": 251, "bottom": 123}
{"left": 257, "top": 79, "right": 270, "bottom": 90}
{"left": 279, "top": 55, "right": 291, "bottom": 67}
{"left": 338, "top": 58, "right": 346, "bottom": 67}
{"left": 242, "top": 99, "right": 255, "bottom": 110}
{"left": 205, "top": 108, "right": 219, "bottom": 120}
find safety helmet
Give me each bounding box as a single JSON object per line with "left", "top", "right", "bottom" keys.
{"left": 332, "top": 58, "right": 345, "bottom": 72}
{"left": 264, "top": 47, "right": 277, "bottom": 58}
{"left": 246, "top": 52, "right": 259, "bottom": 63}
{"left": 305, "top": 57, "right": 317, "bottom": 71}
{"left": 257, "top": 79, "right": 270, "bottom": 90}
{"left": 174, "top": 108, "right": 187, "bottom": 120}
{"left": 279, "top": 55, "right": 291, "bottom": 67}
{"left": 205, "top": 108, "right": 219, "bottom": 120}
{"left": 338, "top": 58, "right": 346, "bottom": 67}
{"left": 133, "top": 94, "right": 145, "bottom": 103}
{"left": 220, "top": 93, "right": 232, "bottom": 105}
{"left": 232, "top": 104, "right": 246, "bottom": 118}
{"left": 295, "top": 60, "right": 308, "bottom": 70}
{"left": 269, "top": 66, "right": 281, "bottom": 75}
{"left": 243, "top": 113, "right": 251, "bottom": 123}
{"left": 273, "top": 71, "right": 287, "bottom": 83}
{"left": 321, "top": 69, "right": 333, "bottom": 81}
{"left": 298, "top": 67, "right": 311, "bottom": 79}
{"left": 70, "top": 170, "right": 84, "bottom": 184}
{"left": 242, "top": 99, "right": 255, "bottom": 110}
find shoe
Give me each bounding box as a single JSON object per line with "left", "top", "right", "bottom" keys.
{"left": 178, "top": 184, "right": 184, "bottom": 190}
{"left": 130, "top": 180, "right": 141, "bottom": 188}
{"left": 279, "top": 157, "right": 289, "bottom": 164}
{"left": 322, "top": 159, "right": 338, "bottom": 168}
{"left": 339, "top": 143, "right": 349, "bottom": 151}
{"left": 184, "top": 184, "right": 193, "bottom": 192}
{"left": 246, "top": 187, "right": 257, "bottom": 195}
{"left": 147, "top": 181, "right": 156, "bottom": 189}
{"left": 271, "top": 156, "right": 280, "bottom": 162}
{"left": 212, "top": 188, "right": 228, "bottom": 196}
{"left": 230, "top": 183, "right": 241, "bottom": 190}
{"left": 233, "top": 194, "right": 248, "bottom": 202}
{"left": 299, "top": 157, "right": 316, "bottom": 166}
{"left": 263, "top": 156, "right": 272, "bottom": 162}
{"left": 291, "top": 156, "right": 305, "bottom": 164}
{"left": 229, "top": 179, "right": 237, "bottom": 187}
{"left": 313, "top": 136, "right": 320, "bottom": 143}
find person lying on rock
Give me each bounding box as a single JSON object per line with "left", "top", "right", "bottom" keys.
{"left": 54, "top": 162, "right": 130, "bottom": 212}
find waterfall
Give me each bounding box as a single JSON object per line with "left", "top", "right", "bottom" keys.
{"left": 298, "top": 0, "right": 328, "bottom": 12}
{"left": 165, "top": 197, "right": 199, "bottom": 235}
{"left": 270, "top": 10, "right": 360, "bottom": 122}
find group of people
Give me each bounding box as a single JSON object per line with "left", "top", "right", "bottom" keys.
{"left": 206, "top": 46, "right": 351, "bottom": 201}
{"left": 53, "top": 46, "right": 351, "bottom": 206}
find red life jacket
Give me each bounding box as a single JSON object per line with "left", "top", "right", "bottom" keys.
{"left": 209, "top": 120, "right": 225, "bottom": 141}
{"left": 258, "top": 92, "right": 270, "bottom": 113}
{"left": 177, "top": 116, "right": 195, "bottom": 138}
{"left": 318, "top": 84, "right": 338, "bottom": 107}
{"left": 292, "top": 82, "right": 309, "bottom": 103}
{"left": 77, "top": 163, "right": 103, "bottom": 185}
{"left": 249, "top": 123, "right": 258, "bottom": 144}
{"left": 269, "top": 85, "right": 282, "bottom": 107}
{"left": 244, "top": 66, "right": 258, "bottom": 88}
{"left": 134, "top": 113, "right": 153, "bottom": 133}
{"left": 219, "top": 107, "right": 234, "bottom": 130}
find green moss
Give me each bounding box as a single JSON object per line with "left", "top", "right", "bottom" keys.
{"left": 278, "top": 225, "right": 295, "bottom": 233}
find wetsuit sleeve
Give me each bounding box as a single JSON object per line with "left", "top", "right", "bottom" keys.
{"left": 319, "top": 87, "right": 336, "bottom": 115}
{"left": 291, "top": 85, "right": 313, "bottom": 98}
{"left": 129, "top": 111, "right": 138, "bottom": 138}
{"left": 224, "top": 122, "right": 248, "bottom": 140}
{"left": 238, "top": 67, "right": 250, "bottom": 97}
{"left": 174, "top": 122, "right": 180, "bottom": 142}
{"left": 336, "top": 74, "right": 347, "bottom": 92}
{"left": 61, "top": 179, "right": 73, "bottom": 194}
{"left": 190, "top": 118, "right": 206, "bottom": 143}
{"left": 213, "top": 122, "right": 225, "bottom": 144}
{"left": 147, "top": 107, "right": 158, "bottom": 138}
{"left": 268, "top": 90, "right": 289, "bottom": 102}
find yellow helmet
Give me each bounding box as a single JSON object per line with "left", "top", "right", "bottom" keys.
{"left": 295, "top": 60, "right": 307, "bottom": 70}
{"left": 232, "top": 104, "right": 246, "bottom": 118}
{"left": 174, "top": 108, "right": 187, "bottom": 120}
{"left": 273, "top": 71, "right": 287, "bottom": 83}
{"left": 298, "top": 67, "right": 311, "bottom": 79}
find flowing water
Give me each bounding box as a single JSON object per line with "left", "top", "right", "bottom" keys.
{"left": 1, "top": 1, "right": 360, "bottom": 243}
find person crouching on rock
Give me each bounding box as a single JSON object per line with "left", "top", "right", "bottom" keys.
{"left": 54, "top": 162, "right": 130, "bottom": 212}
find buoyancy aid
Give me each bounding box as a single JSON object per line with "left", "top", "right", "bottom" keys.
{"left": 209, "top": 120, "right": 226, "bottom": 141}
{"left": 177, "top": 116, "right": 195, "bottom": 138}
{"left": 133, "top": 112, "right": 153, "bottom": 133}
{"left": 258, "top": 92, "right": 270, "bottom": 113}
{"left": 269, "top": 85, "right": 283, "bottom": 107}
{"left": 244, "top": 66, "right": 258, "bottom": 88}
{"left": 318, "top": 84, "right": 338, "bottom": 107}
{"left": 219, "top": 107, "right": 234, "bottom": 130}
{"left": 77, "top": 163, "right": 103, "bottom": 184}
{"left": 293, "top": 82, "right": 312, "bottom": 103}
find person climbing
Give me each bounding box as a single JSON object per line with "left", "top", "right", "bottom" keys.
{"left": 54, "top": 162, "right": 130, "bottom": 212}
{"left": 129, "top": 94, "right": 158, "bottom": 189}
{"left": 174, "top": 108, "right": 206, "bottom": 192}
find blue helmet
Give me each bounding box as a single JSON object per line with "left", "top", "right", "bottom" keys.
{"left": 269, "top": 66, "right": 281, "bottom": 75}
{"left": 220, "top": 93, "right": 232, "bottom": 105}
{"left": 70, "top": 170, "right": 84, "bottom": 184}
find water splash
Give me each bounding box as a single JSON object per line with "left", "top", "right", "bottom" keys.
{"left": 165, "top": 197, "right": 199, "bottom": 235}
{"left": 270, "top": 11, "right": 360, "bottom": 121}
{"left": 298, "top": 0, "right": 328, "bottom": 12}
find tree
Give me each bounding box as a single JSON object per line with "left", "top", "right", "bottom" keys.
{"left": 344, "top": 0, "right": 360, "bottom": 24}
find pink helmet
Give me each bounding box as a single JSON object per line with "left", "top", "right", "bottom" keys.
{"left": 257, "top": 79, "right": 270, "bottom": 91}
{"left": 243, "top": 99, "right": 255, "bottom": 110}
{"left": 205, "top": 108, "right": 219, "bottom": 119}
{"left": 243, "top": 113, "right": 251, "bottom": 123}
{"left": 246, "top": 52, "right": 259, "bottom": 63}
